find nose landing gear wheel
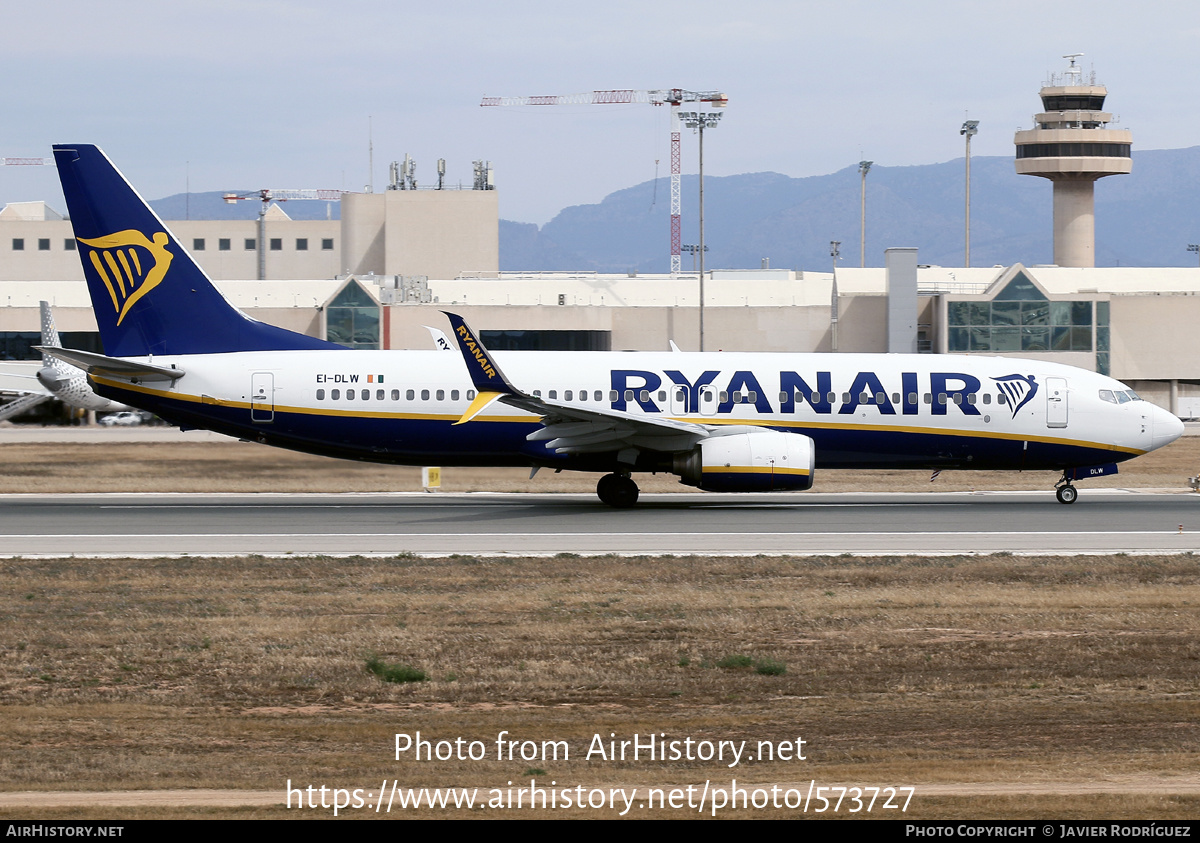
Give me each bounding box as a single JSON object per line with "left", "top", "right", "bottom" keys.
{"left": 1055, "top": 484, "right": 1078, "bottom": 505}
{"left": 597, "top": 473, "right": 639, "bottom": 508}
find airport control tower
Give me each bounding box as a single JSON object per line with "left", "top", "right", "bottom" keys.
{"left": 1014, "top": 55, "right": 1131, "bottom": 267}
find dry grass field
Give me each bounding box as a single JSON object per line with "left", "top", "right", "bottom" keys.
{"left": 1, "top": 436, "right": 1198, "bottom": 819}
{"left": 2, "top": 551, "right": 1199, "bottom": 819}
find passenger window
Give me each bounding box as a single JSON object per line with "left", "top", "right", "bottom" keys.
{"left": 391, "top": 389, "right": 400, "bottom": 400}
{"left": 720, "top": 391, "right": 729, "bottom": 403}
{"left": 748, "top": 391, "right": 757, "bottom": 402}
{"left": 876, "top": 393, "right": 886, "bottom": 404}
{"left": 421, "top": 389, "right": 430, "bottom": 400}
{"left": 451, "top": 390, "right": 460, "bottom": 401}
{"left": 702, "top": 391, "right": 713, "bottom": 404}
{"left": 346, "top": 390, "right": 354, "bottom": 401}
{"left": 826, "top": 392, "right": 835, "bottom": 403}
{"left": 377, "top": 389, "right": 384, "bottom": 400}
{"left": 676, "top": 388, "right": 686, "bottom": 402}
{"left": 533, "top": 390, "right": 542, "bottom": 397}
{"left": 435, "top": 389, "right": 443, "bottom": 401}
{"left": 624, "top": 390, "right": 634, "bottom": 401}
{"left": 406, "top": 389, "right": 415, "bottom": 401}
{"left": 639, "top": 389, "right": 649, "bottom": 402}
{"left": 923, "top": 393, "right": 932, "bottom": 404}
{"left": 362, "top": 389, "right": 370, "bottom": 400}
{"left": 331, "top": 389, "right": 340, "bottom": 400}
{"left": 779, "top": 391, "right": 788, "bottom": 402}
{"left": 983, "top": 394, "right": 992, "bottom": 405}
{"left": 733, "top": 393, "right": 742, "bottom": 404}
{"left": 467, "top": 390, "right": 476, "bottom": 400}
{"left": 596, "top": 391, "right": 604, "bottom": 402}
{"left": 908, "top": 393, "right": 917, "bottom": 404}
{"left": 565, "top": 390, "right": 573, "bottom": 401}
{"left": 316, "top": 389, "right": 325, "bottom": 400}
{"left": 997, "top": 393, "right": 1007, "bottom": 404}
{"left": 967, "top": 393, "right": 976, "bottom": 405}
{"left": 548, "top": 390, "right": 557, "bottom": 399}
{"left": 842, "top": 393, "right": 851, "bottom": 403}
{"left": 891, "top": 393, "right": 900, "bottom": 404}
{"left": 657, "top": 390, "right": 666, "bottom": 402}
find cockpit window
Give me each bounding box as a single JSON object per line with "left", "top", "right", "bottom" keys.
{"left": 1115, "top": 391, "right": 1132, "bottom": 404}
{"left": 1099, "top": 389, "right": 1116, "bottom": 404}
{"left": 1126, "top": 389, "right": 1141, "bottom": 401}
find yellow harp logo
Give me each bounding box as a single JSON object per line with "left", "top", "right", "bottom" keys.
{"left": 76, "top": 230, "right": 174, "bottom": 326}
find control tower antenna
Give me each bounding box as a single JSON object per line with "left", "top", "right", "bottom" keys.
{"left": 1014, "top": 56, "right": 1131, "bottom": 267}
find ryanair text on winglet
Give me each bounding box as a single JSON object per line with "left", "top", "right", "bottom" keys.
{"left": 455, "top": 324, "right": 497, "bottom": 380}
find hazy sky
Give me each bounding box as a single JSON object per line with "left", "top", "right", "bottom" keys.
{"left": 2, "top": 0, "right": 1198, "bottom": 225}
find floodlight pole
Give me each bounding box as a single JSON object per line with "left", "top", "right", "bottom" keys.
{"left": 830, "top": 240, "right": 841, "bottom": 352}
{"left": 961, "top": 120, "right": 979, "bottom": 267}
{"left": 682, "top": 110, "right": 723, "bottom": 351}
{"left": 858, "top": 160, "right": 872, "bottom": 267}
{"left": 1189, "top": 244, "right": 1200, "bottom": 266}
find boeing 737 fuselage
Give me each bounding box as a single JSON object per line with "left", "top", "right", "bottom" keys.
{"left": 45, "top": 144, "right": 1184, "bottom": 506}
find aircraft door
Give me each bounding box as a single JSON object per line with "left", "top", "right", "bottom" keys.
{"left": 1046, "top": 377, "right": 1067, "bottom": 429}
{"left": 699, "top": 384, "right": 719, "bottom": 417}
{"left": 251, "top": 372, "right": 274, "bottom": 423}
{"left": 670, "top": 385, "right": 688, "bottom": 415}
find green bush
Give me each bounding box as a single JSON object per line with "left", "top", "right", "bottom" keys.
{"left": 365, "top": 655, "right": 428, "bottom": 684}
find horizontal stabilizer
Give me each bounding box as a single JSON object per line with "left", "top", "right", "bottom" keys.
{"left": 35, "top": 347, "right": 185, "bottom": 382}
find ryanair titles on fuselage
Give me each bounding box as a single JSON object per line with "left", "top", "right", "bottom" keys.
{"left": 607, "top": 368, "right": 1025, "bottom": 418}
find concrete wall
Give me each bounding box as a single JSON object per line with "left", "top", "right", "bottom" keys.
{"left": 383, "top": 302, "right": 843, "bottom": 354}
{"left": 0, "top": 218, "right": 341, "bottom": 282}
{"left": 340, "top": 190, "right": 499, "bottom": 280}
{"left": 1110, "top": 295, "right": 1200, "bottom": 381}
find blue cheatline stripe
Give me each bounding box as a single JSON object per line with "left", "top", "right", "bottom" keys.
{"left": 93, "top": 378, "right": 1138, "bottom": 473}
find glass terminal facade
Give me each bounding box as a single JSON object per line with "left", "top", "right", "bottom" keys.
{"left": 945, "top": 271, "right": 1110, "bottom": 374}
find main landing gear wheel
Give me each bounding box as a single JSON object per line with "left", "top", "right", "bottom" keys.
{"left": 1055, "top": 484, "right": 1078, "bottom": 505}
{"left": 597, "top": 473, "right": 639, "bottom": 508}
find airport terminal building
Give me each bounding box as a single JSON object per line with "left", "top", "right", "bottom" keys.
{"left": 1, "top": 249, "right": 1198, "bottom": 417}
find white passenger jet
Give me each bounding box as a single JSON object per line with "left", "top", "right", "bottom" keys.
{"left": 0, "top": 301, "right": 126, "bottom": 421}
{"left": 43, "top": 144, "right": 1183, "bottom": 506}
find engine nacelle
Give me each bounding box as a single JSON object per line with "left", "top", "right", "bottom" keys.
{"left": 673, "top": 429, "right": 815, "bottom": 492}
{"left": 36, "top": 366, "right": 67, "bottom": 393}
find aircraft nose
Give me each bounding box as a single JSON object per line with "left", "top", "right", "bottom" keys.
{"left": 1149, "top": 403, "right": 1185, "bottom": 452}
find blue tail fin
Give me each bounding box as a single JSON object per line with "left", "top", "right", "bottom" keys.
{"left": 52, "top": 144, "right": 342, "bottom": 357}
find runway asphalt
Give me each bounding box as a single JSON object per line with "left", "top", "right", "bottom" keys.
{"left": 3, "top": 490, "right": 1198, "bottom": 557}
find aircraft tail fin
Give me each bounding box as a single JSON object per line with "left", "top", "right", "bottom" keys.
{"left": 38, "top": 300, "right": 63, "bottom": 371}
{"left": 52, "top": 144, "right": 341, "bottom": 357}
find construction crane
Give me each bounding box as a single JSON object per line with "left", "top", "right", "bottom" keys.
{"left": 1, "top": 158, "right": 53, "bottom": 166}
{"left": 481, "top": 89, "right": 728, "bottom": 273}
{"left": 223, "top": 189, "right": 342, "bottom": 280}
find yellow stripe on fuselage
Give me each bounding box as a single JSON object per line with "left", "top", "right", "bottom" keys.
{"left": 704, "top": 466, "right": 811, "bottom": 475}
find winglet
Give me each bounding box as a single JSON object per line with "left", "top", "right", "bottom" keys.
{"left": 453, "top": 390, "right": 504, "bottom": 425}
{"left": 442, "top": 312, "right": 521, "bottom": 396}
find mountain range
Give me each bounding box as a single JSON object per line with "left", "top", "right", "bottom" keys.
{"left": 500, "top": 147, "right": 1200, "bottom": 272}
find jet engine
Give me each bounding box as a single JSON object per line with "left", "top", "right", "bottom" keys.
{"left": 672, "top": 429, "right": 815, "bottom": 492}
{"left": 36, "top": 366, "right": 68, "bottom": 393}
